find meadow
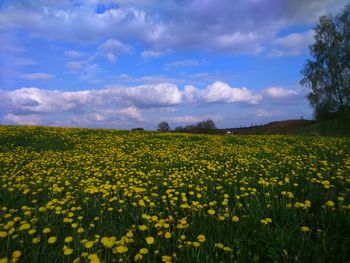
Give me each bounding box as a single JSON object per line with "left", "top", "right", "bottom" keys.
{"left": 0, "top": 126, "right": 349, "bottom": 262}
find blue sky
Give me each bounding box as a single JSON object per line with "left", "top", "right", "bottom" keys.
{"left": 0, "top": 0, "right": 347, "bottom": 129}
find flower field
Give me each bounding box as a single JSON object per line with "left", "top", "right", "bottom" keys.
{"left": 0, "top": 126, "right": 350, "bottom": 262}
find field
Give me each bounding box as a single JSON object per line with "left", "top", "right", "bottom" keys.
{"left": 0, "top": 126, "right": 350, "bottom": 262}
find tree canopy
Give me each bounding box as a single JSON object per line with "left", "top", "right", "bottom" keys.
{"left": 157, "top": 121, "right": 171, "bottom": 132}
{"left": 301, "top": 3, "right": 350, "bottom": 120}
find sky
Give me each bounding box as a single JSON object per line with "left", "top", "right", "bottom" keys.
{"left": 0, "top": 0, "right": 348, "bottom": 130}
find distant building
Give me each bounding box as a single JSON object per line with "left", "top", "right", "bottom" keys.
{"left": 226, "top": 130, "right": 231, "bottom": 134}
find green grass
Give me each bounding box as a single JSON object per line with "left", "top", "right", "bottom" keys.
{"left": 0, "top": 125, "right": 349, "bottom": 262}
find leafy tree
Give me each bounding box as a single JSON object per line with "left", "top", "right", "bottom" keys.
{"left": 301, "top": 3, "right": 350, "bottom": 120}
{"left": 196, "top": 119, "right": 217, "bottom": 131}
{"left": 157, "top": 121, "right": 171, "bottom": 132}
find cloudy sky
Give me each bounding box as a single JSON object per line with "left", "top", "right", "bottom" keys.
{"left": 0, "top": 0, "right": 347, "bottom": 129}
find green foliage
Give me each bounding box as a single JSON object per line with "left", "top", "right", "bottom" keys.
{"left": 301, "top": 3, "right": 350, "bottom": 121}
{"left": 0, "top": 126, "right": 350, "bottom": 262}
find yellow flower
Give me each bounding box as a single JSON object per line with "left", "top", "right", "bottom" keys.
{"left": 197, "top": 234, "right": 206, "bottom": 242}
{"left": 134, "top": 254, "right": 143, "bottom": 261}
{"left": 85, "top": 241, "right": 95, "bottom": 249}
{"left": 164, "top": 232, "right": 172, "bottom": 239}
{"left": 11, "top": 250, "right": 21, "bottom": 259}
{"left": 326, "top": 200, "right": 335, "bottom": 207}
{"left": 101, "top": 237, "right": 114, "bottom": 248}
{"left": 77, "top": 227, "right": 84, "bottom": 234}
{"left": 300, "top": 226, "right": 310, "bottom": 232}
{"left": 231, "top": 216, "right": 240, "bottom": 222}
{"left": 32, "top": 237, "right": 40, "bottom": 244}
{"left": 146, "top": 236, "right": 154, "bottom": 245}
{"left": 0, "top": 231, "right": 7, "bottom": 238}
{"left": 88, "top": 254, "right": 100, "bottom": 263}
{"left": 162, "top": 255, "right": 172, "bottom": 262}
{"left": 0, "top": 257, "right": 8, "bottom": 263}
{"left": 19, "top": 223, "right": 30, "bottom": 231}
{"left": 139, "top": 248, "right": 148, "bottom": 255}
{"left": 193, "top": 241, "right": 200, "bottom": 247}
{"left": 116, "top": 245, "right": 128, "bottom": 253}
{"left": 48, "top": 236, "right": 57, "bottom": 244}
{"left": 65, "top": 236, "right": 73, "bottom": 243}
{"left": 207, "top": 209, "right": 216, "bottom": 215}
{"left": 42, "top": 227, "right": 51, "bottom": 234}
{"left": 138, "top": 225, "right": 148, "bottom": 231}
{"left": 64, "top": 248, "right": 73, "bottom": 255}
{"left": 223, "top": 246, "right": 233, "bottom": 252}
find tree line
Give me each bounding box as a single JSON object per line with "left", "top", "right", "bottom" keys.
{"left": 157, "top": 119, "right": 217, "bottom": 133}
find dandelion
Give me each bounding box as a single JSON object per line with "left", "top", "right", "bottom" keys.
{"left": 88, "top": 254, "right": 100, "bottom": 263}
{"left": 65, "top": 236, "right": 73, "bottom": 243}
{"left": 146, "top": 236, "right": 154, "bottom": 245}
{"left": 231, "top": 216, "right": 240, "bottom": 222}
{"left": 85, "top": 241, "right": 95, "bottom": 249}
{"left": 162, "top": 255, "right": 172, "bottom": 262}
{"left": 207, "top": 209, "right": 216, "bottom": 215}
{"left": 325, "top": 200, "right": 335, "bottom": 207}
{"left": 116, "top": 246, "right": 128, "bottom": 253}
{"left": 101, "top": 237, "right": 114, "bottom": 248}
{"left": 197, "top": 234, "right": 206, "bottom": 242}
{"left": 164, "top": 232, "right": 172, "bottom": 239}
{"left": 42, "top": 227, "right": 51, "bottom": 234}
{"left": 300, "top": 226, "right": 310, "bottom": 232}
{"left": 48, "top": 236, "right": 57, "bottom": 244}
{"left": 139, "top": 248, "right": 148, "bottom": 255}
{"left": 63, "top": 248, "right": 73, "bottom": 256}
{"left": 11, "top": 251, "right": 21, "bottom": 259}
{"left": 0, "top": 231, "right": 7, "bottom": 238}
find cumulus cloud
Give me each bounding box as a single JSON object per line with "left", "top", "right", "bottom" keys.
{"left": 98, "top": 38, "right": 132, "bottom": 62}
{"left": 20, "top": 73, "right": 55, "bottom": 80}
{"left": 256, "top": 109, "right": 283, "bottom": 117}
{"left": 104, "top": 83, "right": 182, "bottom": 107}
{"left": 165, "top": 59, "right": 208, "bottom": 69}
{"left": 200, "top": 82, "right": 262, "bottom": 104}
{"left": 0, "top": 0, "right": 345, "bottom": 54}
{"left": 64, "top": 50, "right": 85, "bottom": 58}
{"left": 269, "top": 30, "right": 314, "bottom": 56}
{"left": 264, "top": 86, "right": 298, "bottom": 98}
{"left": 141, "top": 50, "right": 167, "bottom": 59}
{"left": 169, "top": 114, "right": 223, "bottom": 124}
{"left": 4, "top": 113, "right": 43, "bottom": 125}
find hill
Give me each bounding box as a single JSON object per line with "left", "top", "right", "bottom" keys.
{"left": 221, "top": 118, "right": 350, "bottom": 135}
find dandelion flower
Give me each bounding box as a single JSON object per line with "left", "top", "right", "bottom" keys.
{"left": 231, "top": 216, "right": 240, "bottom": 222}
{"left": 116, "top": 246, "right": 128, "bottom": 253}
{"left": 300, "top": 226, "right": 310, "bottom": 232}
{"left": 146, "top": 236, "right": 154, "bottom": 245}
{"left": 48, "top": 236, "right": 57, "bottom": 244}
{"left": 197, "top": 234, "right": 206, "bottom": 242}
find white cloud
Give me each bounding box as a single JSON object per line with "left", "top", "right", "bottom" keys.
{"left": 269, "top": 30, "right": 314, "bottom": 56}
{"left": 104, "top": 83, "right": 182, "bottom": 107}
{"left": 20, "top": 73, "right": 55, "bottom": 80}
{"left": 66, "top": 61, "right": 85, "bottom": 72}
{"left": 141, "top": 50, "right": 167, "bottom": 59}
{"left": 165, "top": 59, "right": 208, "bottom": 69}
{"left": 64, "top": 50, "right": 85, "bottom": 58}
{"left": 4, "top": 113, "right": 43, "bottom": 125}
{"left": 264, "top": 86, "right": 298, "bottom": 98}
{"left": 256, "top": 109, "right": 283, "bottom": 117}
{"left": 201, "top": 81, "right": 262, "bottom": 104}
{"left": 0, "top": 0, "right": 344, "bottom": 54}
{"left": 98, "top": 38, "right": 132, "bottom": 62}
{"left": 169, "top": 114, "right": 223, "bottom": 124}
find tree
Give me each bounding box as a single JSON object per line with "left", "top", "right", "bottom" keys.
{"left": 196, "top": 119, "right": 217, "bottom": 131}
{"left": 301, "top": 3, "right": 350, "bottom": 120}
{"left": 157, "top": 121, "right": 171, "bottom": 132}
